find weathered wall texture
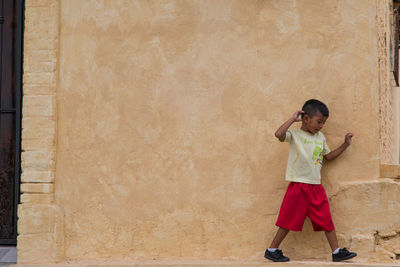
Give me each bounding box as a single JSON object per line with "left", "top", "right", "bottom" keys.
{"left": 377, "top": 0, "right": 399, "bottom": 164}
{"left": 19, "top": 0, "right": 400, "bottom": 264}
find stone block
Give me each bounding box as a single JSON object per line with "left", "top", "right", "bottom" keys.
{"left": 24, "top": 9, "right": 58, "bottom": 47}
{"left": 21, "top": 170, "right": 54, "bottom": 183}
{"left": 20, "top": 193, "right": 53, "bottom": 204}
{"left": 24, "top": 35, "right": 58, "bottom": 51}
{"left": 25, "top": 21, "right": 58, "bottom": 38}
{"left": 25, "top": 0, "right": 57, "bottom": 7}
{"left": 21, "top": 183, "right": 53, "bottom": 194}
{"left": 23, "top": 73, "right": 55, "bottom": 86}
{"left": 22, "top": 116, "right": 56, "bottom": 149}
{"left": 379, "top": 164, "right": 400, "bottom": 178}
{"left": 330, "top": 180, "right": 400, "bottom": 234}
{"left": 24, "top": 58, "right": 56, "bottom": 73}
{"left": 378, "top": 230, "right": 398, "bottom": 238}
{"left": 17, "top": 233, "right": 60, "bottom": 264}
{"left": 22, "top": 127, "right": 55, "bottom": 142}
{"left": 22, "top": 117, "right": 55, "bottom": 135}
{"left": 17, "top": 204, "right": 64, "bottom": 263}
{"left": 23, "top": 84, "right": 56, "bottom": 95}
{"left": 24, "top": 5, "right": 59, "bottom": 47}
{"left": 18, "top": 204, "right": 57, "bottom": 234}
{"left": 25, "top": 6, "right": 58, "bottom": 23}
{"left": 23, "top": 50, "right": 57, "bottom": 72}
{"left": 22, "top": 138, "right": 55, "bottom": 151}
{"left": 21, "top": 150, "right": 55, "bottom": 171}
{"left": 22, "top": 95, "right": 55, "bottom": 117}
{"left": 24, "top": 21, "right": 57, "bottom": 37}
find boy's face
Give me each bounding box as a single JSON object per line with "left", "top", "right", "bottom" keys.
{"left": 303, "top": 110, "right": 328, "bottom": 134}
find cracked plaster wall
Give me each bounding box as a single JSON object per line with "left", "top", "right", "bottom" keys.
{"left": 43, "top": 0, "right": 400, "bottom": 263}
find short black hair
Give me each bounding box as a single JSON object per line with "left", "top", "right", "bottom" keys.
{"left": 301, "top": 99, "right": 329, "bottom": 118}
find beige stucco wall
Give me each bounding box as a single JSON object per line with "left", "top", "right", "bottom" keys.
{"left": 18, "top": 0, "right": 400, "bottom": 264}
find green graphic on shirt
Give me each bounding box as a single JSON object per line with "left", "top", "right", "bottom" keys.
{"left": 312, "top": 145, "right": 323, "bottom": 161}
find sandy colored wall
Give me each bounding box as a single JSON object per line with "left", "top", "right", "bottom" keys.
{"left": 39, "top": 0, "right": 398, "bottom": 263}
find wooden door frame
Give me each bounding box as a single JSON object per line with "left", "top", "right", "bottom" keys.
{"left": 0, "top": 0, "right": 24, "bottom": 245}
{"left": 12, "top": 0, "right": 23, "bottom": 245}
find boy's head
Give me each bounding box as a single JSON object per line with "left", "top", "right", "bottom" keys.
{"left": 301, "top": 99, "right": 329, "bottom": 134}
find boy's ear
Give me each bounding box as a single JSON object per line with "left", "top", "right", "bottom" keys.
{"left": 302, "top": 113, "right": 311, "bottom": 122}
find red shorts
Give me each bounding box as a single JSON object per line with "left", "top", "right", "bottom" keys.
{"left": 276, "top": 182, "right": 335, "bottom": 232}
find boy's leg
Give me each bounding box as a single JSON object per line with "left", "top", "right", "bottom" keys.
{"left": 265, "top": 182, "right": 305, "bottom": 262}
{"left": 324, "top": 230, "right": 339, "bottom": 252}
{"left": 269, "top": 227, "right": 289, "bottom": 248}
{"left": 265, "top": 227, "right": 290, "bottom": 262}
{"left": 326, "top": 229, "right": 357, "bottom": 261}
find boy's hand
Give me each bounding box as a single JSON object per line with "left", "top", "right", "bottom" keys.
{"left": 325, "top": 133, "right": 354, "bottom": 161}
{"left": 275, "top": 110, "right": 304, "bottom": 141}
{"left": 344, "top": 133, "right": 354, "bottom": 146}
{"left": 292, "top": 110, "right": 304, "bottom": 122}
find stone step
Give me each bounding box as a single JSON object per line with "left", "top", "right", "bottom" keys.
{"left": 0, "top": 247, "right": 17, "bottom": 264}
{"left": 10, "top": 260, "right": 400, "bottom": 267}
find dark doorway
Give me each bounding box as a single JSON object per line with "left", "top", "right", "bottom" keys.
{"left": 0, "top": 0, "right": 23, "bottom": 245}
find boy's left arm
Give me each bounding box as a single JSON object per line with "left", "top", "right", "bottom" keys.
{"left": 323, "top": 133, "right": 354, "bottom": 161}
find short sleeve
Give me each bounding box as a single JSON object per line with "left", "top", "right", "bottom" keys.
{"left": 282, "top": 130, "right": 292, "bottom": 143}
{"left": 322, "top": 137, "right": 331, "bottom": 155}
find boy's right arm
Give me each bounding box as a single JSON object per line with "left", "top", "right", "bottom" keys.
{"left": 274, "top": 110, "right": 304, "bottom": 141}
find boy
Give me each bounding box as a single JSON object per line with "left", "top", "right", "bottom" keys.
{"left": 264, "top": 99, "right": 357, "bottom": 262}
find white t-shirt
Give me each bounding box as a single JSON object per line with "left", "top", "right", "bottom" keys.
{"left": 282, "top": 128, "right": 331, "bottom": 184}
